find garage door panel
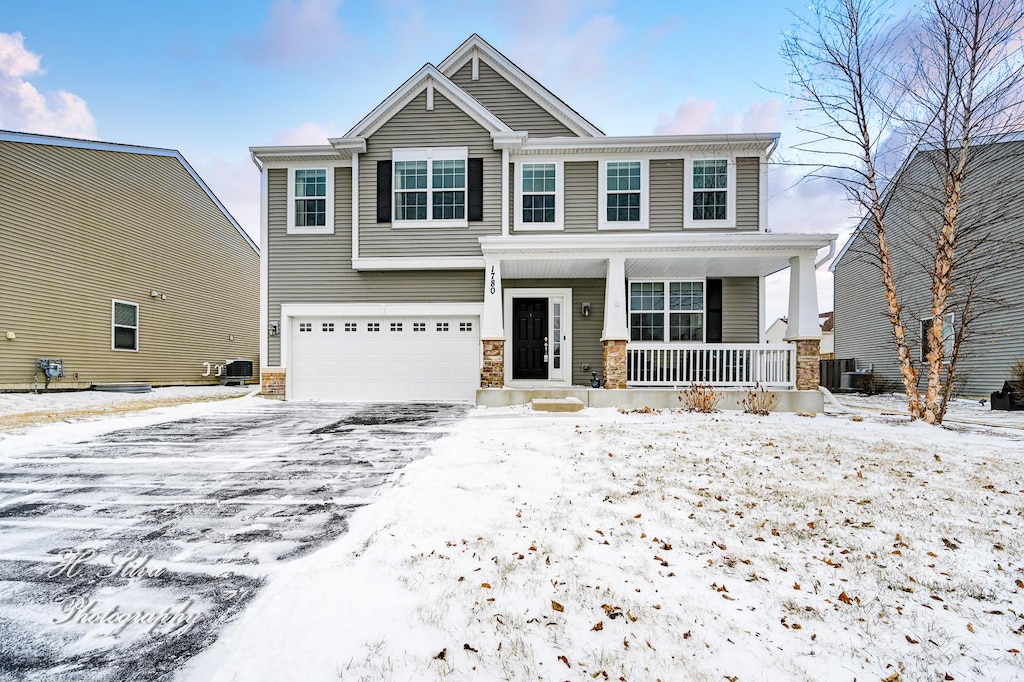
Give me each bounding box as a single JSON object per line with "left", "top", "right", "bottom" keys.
{"left": 290, "top": 316, "right": 480, "bottom": 402}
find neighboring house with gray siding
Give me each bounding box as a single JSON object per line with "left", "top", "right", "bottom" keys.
{"left": 253, "top": 34, "right": 835, "bottom": 403}
{"left": 0, "top": 131, "right": 260, "bottom": 391}
{"left": 831, "top": 137, "right": 1024, "bottom": 397}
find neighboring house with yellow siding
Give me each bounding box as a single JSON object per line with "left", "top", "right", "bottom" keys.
{"left": 0, "top": 130, "right": 259, "bottom": 391}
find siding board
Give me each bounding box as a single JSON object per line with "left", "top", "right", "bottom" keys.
{"left": 721, "top": 277, "right": 760, "bottom": 343}
{"left": 735, "top": 157, "right": 760, "bottom": 231}
{"left": 564, "top": 161, "right": 598, "bottom": 232}
{"left": 650, "top": 159, "right": 684, "bottom": 232}
{"left": 0, "top": 140, "right": 259, "bottom": 388}
{"left": 451, "top": 60, "right": 576, "bottom": 137}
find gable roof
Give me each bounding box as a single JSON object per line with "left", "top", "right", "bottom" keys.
{"left": 437, "top": 34, "right": 604, "bottom": 138}
{"left": 344, "top": 64, "right": 514, "bottom": 139}
{"left": 829, "top": 131, "right": 1024, "bottom": 272}
{"left": 0, "top": 129, "right": 258, "bottom": 253}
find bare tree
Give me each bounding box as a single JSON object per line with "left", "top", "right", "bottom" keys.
{"left": 783, "top": 0, "right": 1024, "bottom": 423}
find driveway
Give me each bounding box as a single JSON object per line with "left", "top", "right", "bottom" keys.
{"left": 0, "top": 401, "right": 469, "bottom": 681}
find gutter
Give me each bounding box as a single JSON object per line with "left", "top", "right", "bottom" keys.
{"left": 250, "top": 149, "right": 263, "bottom": 172}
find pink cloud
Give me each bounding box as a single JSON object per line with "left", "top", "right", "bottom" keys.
{"left": 654, "top": 98, "right": 782, "bottom": 135}
{"left": 238, "top": 0, "right": 345, "bottom": 66}
{"left": 269, "top": 121, "right": 334, "bottom": 145}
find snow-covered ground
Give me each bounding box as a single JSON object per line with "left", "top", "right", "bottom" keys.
{"left": 180, "top": 400, "right": 1024, "bottom": 682}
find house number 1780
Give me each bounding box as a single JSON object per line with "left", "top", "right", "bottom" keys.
{"left": 489, "top": 266, "right": 496, "bottom": 295}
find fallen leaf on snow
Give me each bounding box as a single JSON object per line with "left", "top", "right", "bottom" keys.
{"left": 551, "top": 600, "right": 564, "bottom": 612}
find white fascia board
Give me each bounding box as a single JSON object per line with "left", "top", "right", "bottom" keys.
{"left": 436, "top": 35, "right": 604, "bottom": 138}
{"left": 344, "top": 65, "right": 513, "bottom": 139}
{"left": 517, "top": 133, "right": 779, "bottom": 156}
{"left": 479, "top": 232, "right": 836, "bottom": 255}
{"left": 326, "top": 137, "right": 367, "bottom": 156}
{"left": 351, "top": 256, "right": 486, "bottom": 271}
{"left": 250, "top": 145, "right": 343, "bottom": 159}
{"left": 281, "top": 302, "right": 483, "bottom": 318}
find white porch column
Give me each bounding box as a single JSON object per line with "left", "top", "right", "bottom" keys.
{"left": 602, "top": 256, "right": 629, "bottom": 340}
{"left": 481, "top": 256, "right": 504, "bottom": 339}
{"left": 785, "top": 253, "right": 822, "bottom": 391}
{"left": 785, "top": 253, "right": 821, "bottom": 340}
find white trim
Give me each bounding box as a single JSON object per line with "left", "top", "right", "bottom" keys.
{"left": 517, "top": 133, "right": 779, "bottom": 156}
{"left": 111, "top": 299, "right": 139, "bottom": 352}
{"left": 598, "top": 159, "right": 649, "bottom": 231}
{"left": 344, "top": 65, "right": 514, "bottom": 139}
{"left": 426, "top": 83, "right": 434, "bottom": 111}
{"left": 352, "top": 256, "right": 485, "bottom": 270}
{"left": 437, "top": 36, "right": 604, "bottom": 138}
{"left": 0, "top": 130, "right": 259, "bottom": 254}
{"left": 479, "top": 232, "right": 837, "bottom": 253}
{"left": 351, "top": 153, "right": 360, "bottom": 261}
{"left": 286, "top": 167, "right": 335, "bottom": 235}
{"left": 260, "top": 165, "right": 269, "bottom": 370}
{"left": 514, "top": 160, "right": 564, "bottom": 232}
{"left": 684, "top": 157, "right": 737, "bottom": 229}
{"left": 500, "top": 148, "right": 510, "bottom": 237}
{"left": 502, "top": 288, "right": 573, "bottom": 385}
{"left": 471, "top": 54, "right": 479, "bottom": 80}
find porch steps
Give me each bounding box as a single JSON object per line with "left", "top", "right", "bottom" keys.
{"left": 531, "top": 397, "right": 585, "bottom": 413}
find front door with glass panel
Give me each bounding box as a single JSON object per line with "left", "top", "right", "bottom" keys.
{"left": 510, "top": 294, "right": 568, "bottom": 382}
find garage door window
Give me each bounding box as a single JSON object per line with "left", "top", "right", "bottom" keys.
{"left": 414, "top": 322, "right": 426, "bottom": 332}
{"left": 391, "top": 322, "right": 403, "bottom": 332}
{"left": 344, "top": 323, "right": 357, "bottom": 332}
{"left": 368, "top": 323, "right": 380, "bottom": 332}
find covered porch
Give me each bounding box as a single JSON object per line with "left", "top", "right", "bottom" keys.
{"left": 477, "top": 232, "right": 835, "bottom": 401}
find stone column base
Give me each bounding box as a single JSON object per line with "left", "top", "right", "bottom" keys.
{"left": 795, "top": 339, "right": 821, "bottom": 390}
{"left": 602, "top": 339, "right": 627, "bottom": 389}
{"left": 481, "top": 339, "right": 504, "bottom": 388}
{"left": 261, "top": 369, "right": 286, "bottom": 399}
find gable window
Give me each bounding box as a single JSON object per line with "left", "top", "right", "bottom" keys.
{"left": 921, "top": 313, "right": 954, "bottom": 363}
{"left": 599, "top": 160, "right": 648, "bottom": 229}
{"left": 112, "top": 300, "right": 139, "bottom": 351}
{"left": 514, "top": 162, "right": 563, "bottom": 230}
{"left": 287, "top": 168, "right": 333, "bottom": 234}
{"left": 628, "top": 281, "right": 704, "bottom": 342}
{"left": 684, "top": 158, "right": 736, "bottom": 228}
{"left": 392, "top": 148, "right": 468, "bottom": 227}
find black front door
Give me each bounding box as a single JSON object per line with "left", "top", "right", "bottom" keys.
{"left": 513, "top": 298, "right": 548, "bottom": 380}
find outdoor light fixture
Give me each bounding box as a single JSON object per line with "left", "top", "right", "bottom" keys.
{"left": 582, "top": 302, "right": 592, "bottom": 317}
{"left": 268, "top": 322, "right": 279, "bottom": 336}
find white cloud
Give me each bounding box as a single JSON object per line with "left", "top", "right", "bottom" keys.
{"left": 0, "top": 32, "right": 96, "bottom": 138}
{"left": 654, "top": 98, "right": 782, "bottom": 135}
{"left": 239, "top": 0, "right": 345, "bottom": 66}
{"left": 193, "top": 158, "right": 261, "bottom": 246}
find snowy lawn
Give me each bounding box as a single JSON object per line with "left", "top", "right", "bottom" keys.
{"left": 184, "top": 405, "right": 1024, "bottom": 682}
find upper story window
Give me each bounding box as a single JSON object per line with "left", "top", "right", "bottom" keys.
{"left": 628, "top": 280, "right": 705, "bottom": 342}
{"left": 392, "top": 147, "right": 468, "bottom": 227}
{"left": 112, "top": 300, "right": 139, "bottom": 351}
{"left": 287, "top": 168, "right": 333, "bottom": 234}
{"left": 684, "top": 158, "right": 736, "bottom": 229}
{"left": 514, "top": 161, "right": 563, "bottom": 231}
{"left": 599, "top": 160, "right": 648, "bottom": 230}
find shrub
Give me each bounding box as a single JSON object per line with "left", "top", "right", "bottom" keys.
{"left": 679, "top": 383, "right": 721, "bottom": 413}
{"left": 857, "top": 372, "right": 896, "bottom": 396}
{"left": 741, "top": 382, "right": 778, "bottom": 416}
{"left": 1011, "top": 358, "right": 1024, "bottom": 401}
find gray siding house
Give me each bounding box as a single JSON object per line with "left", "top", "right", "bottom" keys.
{"left": 253, "top": 35, "right": 835, "bottom": 403}
{"left": 831, "top": 137, "right": 1024, "bottom": 397}
{"left": 0, "top": 131, "right": 260, "bottom": 390}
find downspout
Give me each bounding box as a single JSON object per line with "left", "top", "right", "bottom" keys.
{"left": 250, "top": 150, "right": 263, "bottom": 172}
{"left": 814, "top": 239, "right": 836, "bottom": 269}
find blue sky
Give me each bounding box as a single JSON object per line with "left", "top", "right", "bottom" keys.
{"left": 1, "top": 0, "right": 859, "bottom": 319}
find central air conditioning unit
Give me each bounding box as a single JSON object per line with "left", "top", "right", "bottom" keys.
{"left": 221, "top": 359, "right": 255, "bottom": 386}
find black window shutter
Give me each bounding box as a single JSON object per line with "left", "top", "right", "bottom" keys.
{"left": 468, "top": 158, "right": 483, "bottom": 222}
{"left": 376, "top": 160, "right": 392, "bottom": 223}
{"left": 706, "top": 278, "right": 723, "bottom": 343}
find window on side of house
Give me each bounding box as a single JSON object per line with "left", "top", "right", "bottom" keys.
{"left": 598, "top": 160, "right": 647, "bottom": 229}
{"left": 920, "top": 312, "right": 954, "bottom": 363}
{"left": 392, "top": 148, "right": 468, "bottom": 226}
{"left": 628, "top": 281, "right": 705, "bottom": 342}
{"left": 288, "top": 168, "right": 333, "bottom": 234}
{"left": 112, "top": 300, "right": 139, "bottom": 351}
{"left": 685, "top": 158, "right": 735, "bottom": 228}
{"left": 517, "top": 162, "right": 561, "bottom": 229}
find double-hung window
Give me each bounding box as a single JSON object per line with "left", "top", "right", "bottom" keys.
{"left": 515, "top": 161, "right": 562, "bottom": 230}
{"left": 920, "top": 312, "right": 954, "bottom": 363}
{"left": 287, "top": 168, "right": 333, "bottom": 234}
{"left": 112, "top": 300, "right": 139, "bottom": 351}
{"left": 393, "top": 148, "right": 468, "bottom": 226}
{"left": 685, "top": 158, "right": 735, "bottom": 228}
{"left": 599, "top": 160, "right": 647, "bottom": 229}
{"left": 628, "top": 281, "right": 705, "bottom": 342}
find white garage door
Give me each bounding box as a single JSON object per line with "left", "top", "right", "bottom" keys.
{"left": 289, "top": 316, "right": 480, "bottom": 402}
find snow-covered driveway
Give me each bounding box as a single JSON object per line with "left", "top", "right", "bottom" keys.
{"left": 0, "top": 400, "right": 469, "bottom": 681}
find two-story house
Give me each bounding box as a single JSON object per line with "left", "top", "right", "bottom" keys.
{"left": 252, "top": 35, "right": 835, "bottom": 408}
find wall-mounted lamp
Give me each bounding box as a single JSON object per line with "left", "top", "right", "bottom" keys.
{"left": 268, "top": 322, "right": 279, "bottom": 336}
{"left": 581, "top": 302, "right": 592, "bottom": 317}
{"left": 150, "top": 290, "right": 160, "bottom": 298}
{"left": 5, "top": 331, "right": 15, "bottom": 341}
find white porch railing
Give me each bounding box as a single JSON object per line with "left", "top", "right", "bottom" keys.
{"left": 626, "top": 343, "right": 796, "bottom": 388}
